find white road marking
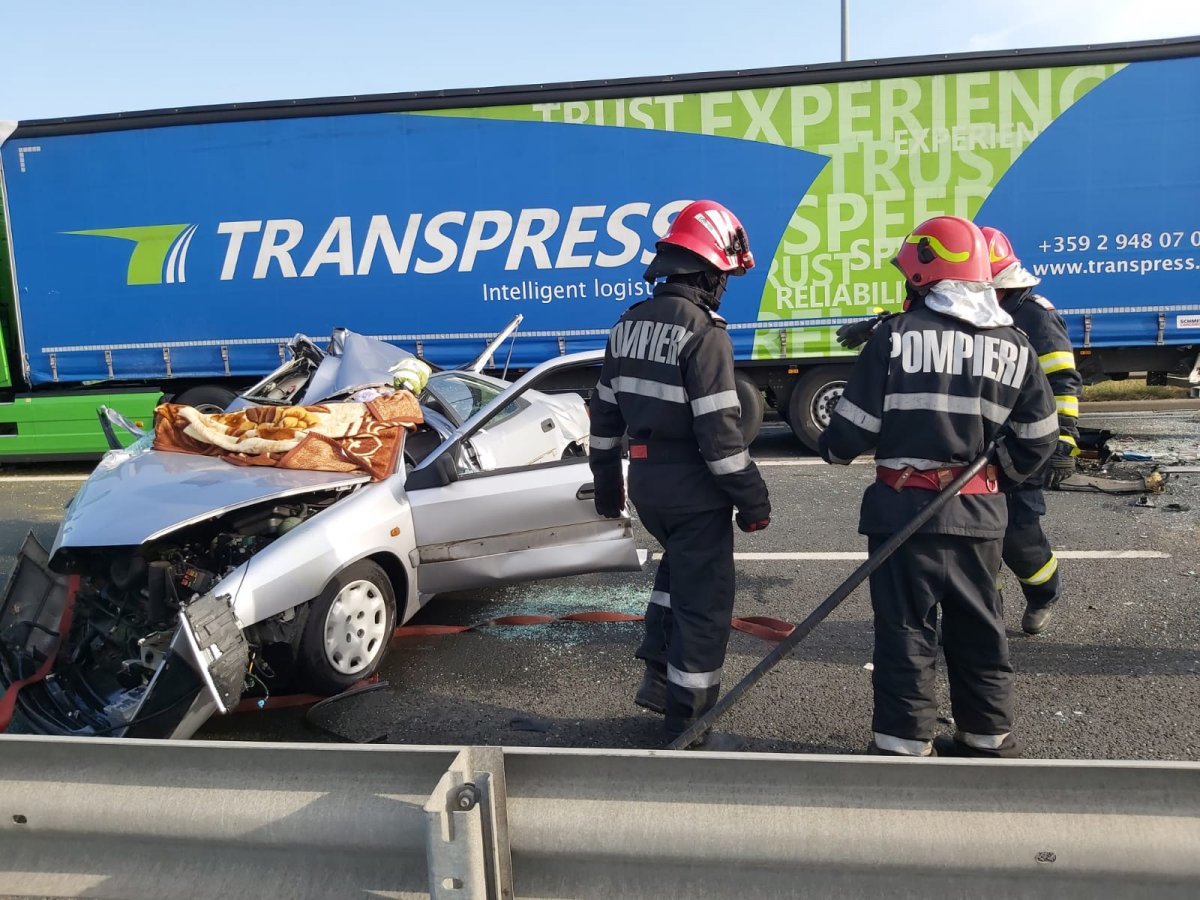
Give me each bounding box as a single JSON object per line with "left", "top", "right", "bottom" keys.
{"left": 1081, "top": 410, "right": 1197, "bottom": 419}
{"left": 651, "top": 550, "right": 1170, "bottom": 561}
{"left": 0, "top": 474, "right": 89, "bottom": 482}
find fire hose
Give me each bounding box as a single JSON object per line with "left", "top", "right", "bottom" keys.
{"left": 235, "top": 611, "right": 796, "bottom": 714}
{"left": 668, "top": 444, "right": 998, "bottom": 750}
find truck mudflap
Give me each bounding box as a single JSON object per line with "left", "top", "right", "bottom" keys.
{"left": 179, "top": 593, "right": 249, "bottom": 715}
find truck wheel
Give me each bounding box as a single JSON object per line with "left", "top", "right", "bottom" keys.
{"left": 299, "top": 560, "right": 397, "bottom": 695}
{"left": 173, "top": 385, "right": 237, "bottom": 414}
{"left": 787, "top": 365, "right": 854, "bottom": 452}
{"left": 734, "top": 371, "right": 764, "bottom": 445}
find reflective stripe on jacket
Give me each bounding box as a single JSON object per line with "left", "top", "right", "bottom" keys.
{"left": 820, "top": 305, "right": 1057, "bottom": 538}
{"left": 589, "top": 282, "right": 769, "bottom": 516}
{"left": 1005, "top": 291, "right": 1082, "bottom": 445}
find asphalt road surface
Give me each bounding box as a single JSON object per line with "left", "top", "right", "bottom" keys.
{"left": 2, "top": 408, "right": 1197, "bottom": 759}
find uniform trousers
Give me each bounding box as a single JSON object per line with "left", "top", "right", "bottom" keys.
{"left": 868, "top": 533, "right": 1014, "bottom": 741}
{"left": 1003, "top": 484, "right": 1061, "bottom": 610}
{"left": 635, "top": 504, "right": 736, "bottom": 739}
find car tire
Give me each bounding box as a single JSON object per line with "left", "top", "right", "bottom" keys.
{"left": 733, "top": 371, "right": 764, "bottom": 446}
{"left": 787, "top": 365, "right": 854, "bottom": 452}
{"left": 173, "top": 384, "right": 237, "bottom": 414}
{"left": 299, "top": 559, "right": 397, "bottom": 695}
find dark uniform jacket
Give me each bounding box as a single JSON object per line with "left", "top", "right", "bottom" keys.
{"left": 1003, "top": 289, "right": 1082, "bottom": 451}
{"left": 589, "top": 283, "right": 770, "bottom": 517}
{"left": 820, "top": 305, "right": 1057, "bottom": 539}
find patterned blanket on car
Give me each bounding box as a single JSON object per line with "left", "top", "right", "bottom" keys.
{"left": 153, "top": 393, "right": 423, "bottom": 481}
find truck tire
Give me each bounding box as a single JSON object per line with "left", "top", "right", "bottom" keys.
{"left": 787, "top": 365, "right": 854, "bottom": 452}
{"left": 734, "top": 371, "right": 765, "bottom": 445}
{"left": 173, "top": 384, "right": 237, "bottom": 414}
{"left": 299, "top": 559, "right": 397, "bottom": 696}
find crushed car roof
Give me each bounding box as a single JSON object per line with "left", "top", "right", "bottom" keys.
{"left": 298, "top": 330, "right": 415, "bottom": 404}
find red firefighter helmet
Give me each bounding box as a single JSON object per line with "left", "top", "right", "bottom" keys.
{"left": 657, "top": 200, "right": 755, "bottom": 275}
{"left": 893, "top": 216, "right": 991, "bottom": 285}
{"left": 979, "top": 226, "right": 1019, "bottom": 278}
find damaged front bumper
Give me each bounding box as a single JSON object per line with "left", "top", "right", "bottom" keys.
{"left": 0, "top": 533, "right": 223, "bottom": 738}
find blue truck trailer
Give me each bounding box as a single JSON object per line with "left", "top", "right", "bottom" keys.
{"left": 2, "top": 36, "right": 1198, "bottom": 458}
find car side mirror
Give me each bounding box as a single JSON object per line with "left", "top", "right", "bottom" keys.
{"left": 97, "top": 405, "right": 147, "bottom": 450}
{"left": 405, "top": 442, "right": 461, "bottom": 490}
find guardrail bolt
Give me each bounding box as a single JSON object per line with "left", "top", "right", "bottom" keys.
{"left": 452, "top": 783, "right": 481, "bottom": 811}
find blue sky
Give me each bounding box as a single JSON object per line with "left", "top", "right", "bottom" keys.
{"left": 4, "top": 0, "right": 1200, "bottom": 121}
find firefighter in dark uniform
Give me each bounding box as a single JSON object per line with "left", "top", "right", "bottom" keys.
{"left": 589, "top": 200, "right": 771, "bottom": 749}
{"left": 981, "top": 227, "right": 1081, "bottom": 635}
{"left": 819, "top": 216, "right": 1057, "bottom": 758}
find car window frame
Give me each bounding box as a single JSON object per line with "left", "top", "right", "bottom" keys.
{"left": 423, "top": 372, "right": 530, "bottom": 428}
{"left": 405, "top": 350, "right": 603, "bottom": 491}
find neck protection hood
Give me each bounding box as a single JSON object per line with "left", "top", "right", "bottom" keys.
{"left": 924, "top": 279, "right": 1013, "bottom": 328}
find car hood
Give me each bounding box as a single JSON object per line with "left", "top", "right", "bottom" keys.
{"left": 52, "top": 448, "right": 370, "bottom": 552}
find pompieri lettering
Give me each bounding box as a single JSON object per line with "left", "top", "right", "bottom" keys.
{"left": 889, "top": 329, "right": 1029, "bottom": 387}
{"left": 607, "top": 320, "right": 694, "bottom": 365}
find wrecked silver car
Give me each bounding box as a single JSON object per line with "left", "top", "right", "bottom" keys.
{"left": 0, "top": 338, "right": 640, "bottom": 739}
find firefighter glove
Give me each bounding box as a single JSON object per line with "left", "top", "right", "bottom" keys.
{"left": 836, "top": 312, "right": 895, "bottom": 350}
{"left": 736, "top": 512, "right": 771, "bottom": 533}
{"left": 736, "top": 492, "right": 771, "bottom": 532}
{"left": 592, "top": 464, "right": 625, "bottom": 518}
{"left": 1046, "top": 443, "right": 1076, "bottom": 490}
{"left": 835, "top": 318, "right": 879, "bottom": 350}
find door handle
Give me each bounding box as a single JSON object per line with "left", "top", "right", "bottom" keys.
{"left": 576, "top": 483, "right": 596, "bottom": 501}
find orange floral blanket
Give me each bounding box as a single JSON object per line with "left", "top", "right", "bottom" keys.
{"left": 153, "top": 393, "right": 423, "bottom": 481}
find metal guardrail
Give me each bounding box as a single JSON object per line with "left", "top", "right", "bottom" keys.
{"left": 1, "top": 735, "right": 1198, "bottom": 898}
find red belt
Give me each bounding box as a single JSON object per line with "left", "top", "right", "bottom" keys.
{"left": 876, "top": 464, "right": 1000, "bottom": 495}
{"left": 628, "top": 441, "right": 700, "bottom": 463}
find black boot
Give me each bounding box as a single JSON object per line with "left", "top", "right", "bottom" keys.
{"left": 1021, "top": 604, "right": 1055, "bottom": 635}
{"left": 634, "top": 667, "right": 667, "bottom": 715}
{"left": 934, "top": 733, "right": 1022, "bottom": 759}
{"left": 1020, "top": 571, "right": 1061, "bottom": 635}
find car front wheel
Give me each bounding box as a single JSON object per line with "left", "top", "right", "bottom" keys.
{"left": 299, "top": 560, "right": 396, "bottom": 695}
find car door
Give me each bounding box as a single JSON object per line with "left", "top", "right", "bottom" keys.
{"left": 404, "top": 351, "right": 643, "bottom": 596}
